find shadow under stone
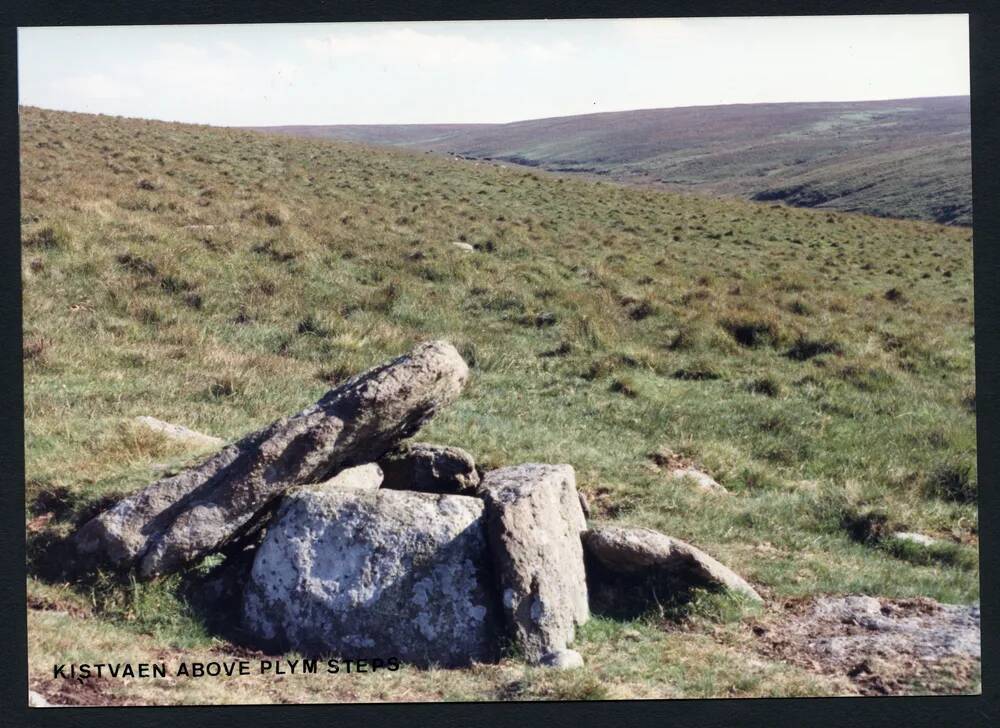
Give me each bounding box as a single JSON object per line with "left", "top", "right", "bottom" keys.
{"left": 583, "top": 549, "right": 708, "bottom": 621}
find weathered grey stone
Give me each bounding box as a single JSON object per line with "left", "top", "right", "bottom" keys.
{"left": 813, "top": 594, "right": 883, "bottom": 621}
{"left": 452, "top": 242, "right": 475, "bottom": 252}
{"left": 242, "top": 488, "right": 501, "bottom": 667}
{"left": 378, "top": 442, "right": 480, "bottom": 495}
{"left": 538, "top": 649, "right": 584, "bottom": 670}
{"left": 133, "top": 416, "right": 224, "bottom": 449}
{"left": 670, "top": 467, "right": 728, "bottom": 494}
{"left": 314, "top": 463, "right": 383, "bottom": 492}
{"left": 757, "top": 595, "right": 980, "bottom": 694}
{"left": 478, "top": 463, "right": 589, "bottom": 663}
{"left": 73, "top": 340, "right": 469, "bottom": 578}
{"left": 582, "top": 525, "right": 763, "bottom": 617}
{"left": 807, "top": 596, "right": 980, "bottom": 660}
{"left": 892, "top": 531, "right": 938, "bottom": 547}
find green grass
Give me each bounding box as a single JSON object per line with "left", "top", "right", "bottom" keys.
{"left": 21, "top": 105, "right": 977, "bottom": 702}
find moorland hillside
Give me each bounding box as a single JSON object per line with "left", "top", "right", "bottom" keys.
{"left": 256, "top": 96, "right": 971, "bottom": 225}
{"left": 21, "top": 106, "right": 977, "bottom": 703}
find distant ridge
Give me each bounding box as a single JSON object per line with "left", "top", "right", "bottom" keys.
{"left": 250, "top": 97, "right": 971, "bottom": 226}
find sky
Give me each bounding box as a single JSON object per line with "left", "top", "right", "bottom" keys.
{"left": 17, "top": 15, "right": 970, "bottom": 126}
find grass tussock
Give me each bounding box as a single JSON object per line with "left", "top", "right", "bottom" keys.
{"left": 23, "top": 223, "right": 71, "bottom": 250}
{"left": 924, "top": 462, "right": 977, "bottom": 504}
{"left": 720, "top": 314, "right": 784, "bottom": 349}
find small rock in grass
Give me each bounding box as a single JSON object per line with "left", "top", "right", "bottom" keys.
{"left": 813, "top": 595, "right": 883, "bottom": 621}
{"left": 133, "top": 416, "right": 224, "bottom": 449}
{"left": 452, "top": 242, "right": 476, "bottom": 252}
{"left": 535, "top": 311, "right": 557, "bottom": 327}
{"left": 538, "top": 649, "right": 584, "bottom": 670}
{"left": 891, "top": 531, "right": 938, "bottom": 547}
{"left": 670, "top": 467, "right": 728, "bottom": 494}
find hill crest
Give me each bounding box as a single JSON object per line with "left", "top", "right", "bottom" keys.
{"left": 250, "top": 96, "right": 971, "bottom": 226}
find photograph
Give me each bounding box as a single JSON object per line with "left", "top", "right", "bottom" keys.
{"left": 18, "top": 14, "right": 979, "bottom": 706}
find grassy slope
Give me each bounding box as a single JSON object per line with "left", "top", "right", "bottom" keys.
{"left": 22, "top": 106, "right": 977, "bottom": 702}
{"left": 256, "top": 96, "right": 972, "bottom": 226}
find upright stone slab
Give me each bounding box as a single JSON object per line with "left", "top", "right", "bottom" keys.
{"left": 478, "top": 463, "right": 589, "bottom": 663}
{"left": 242, "top": 488, "right": 501, "bottom": 667}
{"left": 73, "top": 340, "right": 469, "bottom": 578}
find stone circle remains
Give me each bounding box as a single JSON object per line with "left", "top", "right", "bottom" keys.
{"left": 72, "top": 340, "right": 761, "bottom": 669}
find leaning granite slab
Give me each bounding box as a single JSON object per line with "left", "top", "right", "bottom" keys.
{"left": 72, "top": 340, "right": 469, "bottom": 578}
{"left": 133, "top": 415, "right": 225, "bottom": 450}
{"left": 378, "top": 442, "right": 480, "bottom": 495}
{"left": 242, "top": 487, "right": 501, "bottom": 667}
{"left": 583, "top": 526, "right": 762, "bottom": 617}
{"left": 478, "top": 464, "right": 589, "bottom": 664}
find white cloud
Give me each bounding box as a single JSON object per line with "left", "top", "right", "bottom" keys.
{"left": 302, "top": 26, "right": 576, "bottom": 67}
{"left": 139, "top": 41, "right": 241, "bottom": 88}
{"left": 523, "top": 39, "right": 577, "bottom": 63}
{"left": 55, "top": 72, "right": 133, "bottom": 101}
{"left": 217, "top": 39, "right": 251, "bottom": 59}
{"left": 610, "top": 17, "right": 699, "bottom": 46}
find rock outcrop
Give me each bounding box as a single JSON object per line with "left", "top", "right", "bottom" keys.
{"left": 378, "top": 442, "right": 480, "bottom": 495}
{"left": 242, "top": 487, "right": 501, "bottom": 667}
{"left": 478, "top": 464, "right": 589, "bottom": 663}
{"left": 73, "top": 340, "right": 469, "bottom": 578}
{"left": 69, "top": 337, "right": 776, "bottom": 673}
{"left": 807, "top": 595, "right": 980, "bottom": 660}
{"left": 753, "top": 594, "right": 981, "bottom": 695}
{"left": 582, "top": 525, "right": 762, "bottom": 617}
